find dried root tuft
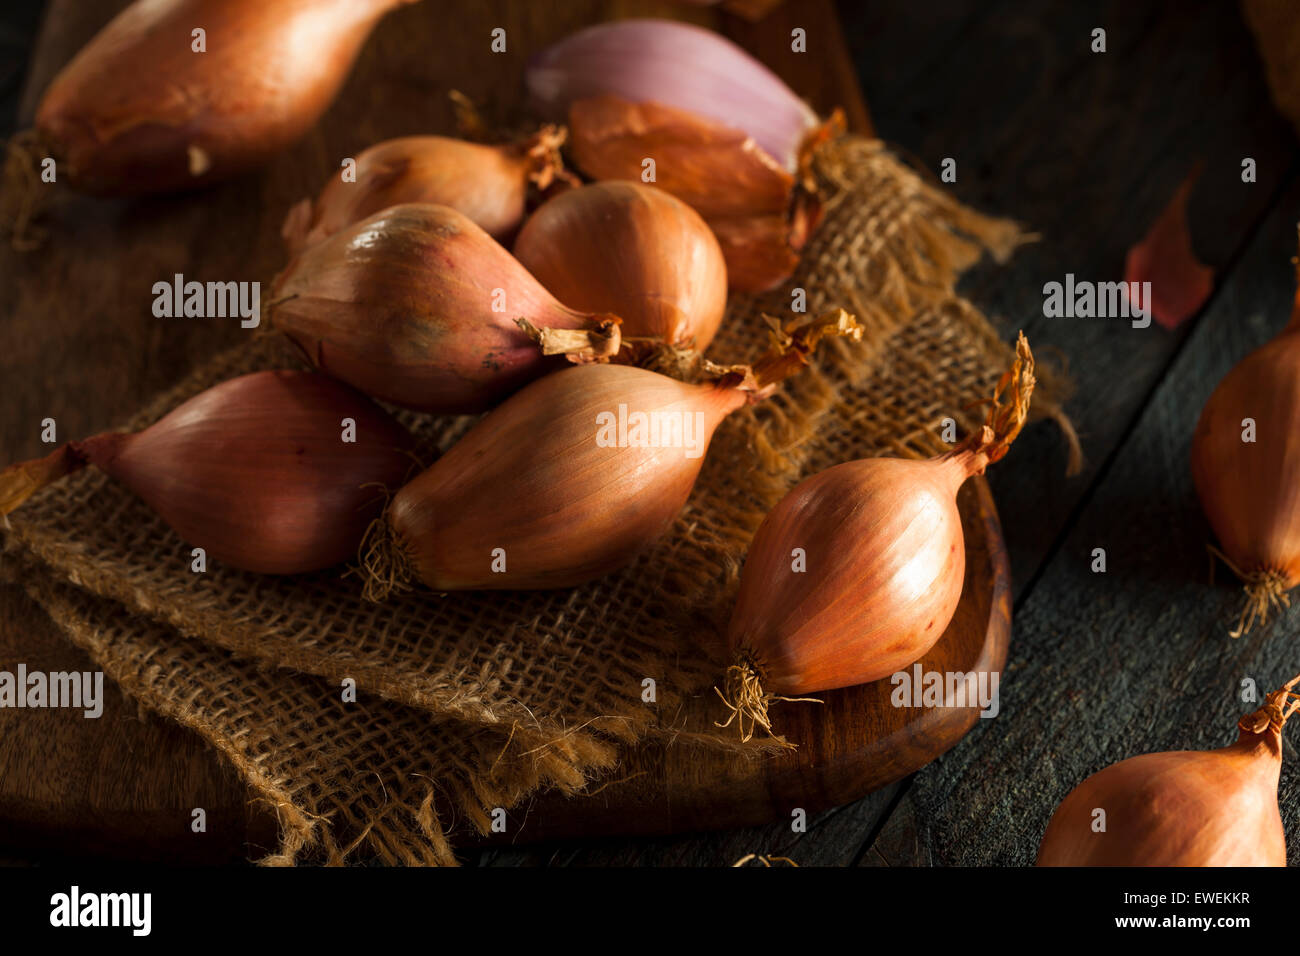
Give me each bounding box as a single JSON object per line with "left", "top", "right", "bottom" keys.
{"left": 354, "top": 500, "right": 416, "bottom": 603}
{"left": 713, "top": 651, "right": 818, "bottom": 748}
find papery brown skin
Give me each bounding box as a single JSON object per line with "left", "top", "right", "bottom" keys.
{"left": 34, "top": 0, "right": 415, "bottom": 196}
{"left": 269, "top": 203, "right": 599, "bottom": 413}
{"left": 568, "top": 95, "right": 793, "bottom": 219}
{"left": 389, "top": 363, "right": 746, "bottom": 590}
{"left": 706, "top": 186, "right": 822, "bottom": 292}
{"left": 728, "top": 455, "right": 973, "bottom": 695}
{"left": 0, "top": 371, "right": 415, "bottom": 574}
{"left": 1036, "top": 729, "right": 1286, "bottom": 866}
{"left": 513, "top": 181, "right": 727, "bottom": 347}
{"left": 283, "top": 134, "right": 553, "bottom": 256}
{"left": 706, "top": 213, "right": 802, "bottom": 294}
{"left": 1191, "top": 309, "right": 1300, "bottom": 591}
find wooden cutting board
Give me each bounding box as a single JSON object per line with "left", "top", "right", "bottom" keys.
{"left": 0, "top": 0, "right": 1009, "bottom": 862}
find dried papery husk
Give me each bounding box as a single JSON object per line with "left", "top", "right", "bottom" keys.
{"left": 1036, "top": 676, "right": 1300, "bottom": 866}
{"left": 268, "top": 203, "right": 622, "bottom": 413}
{"left": 1192, "top": 248, "right": 1300, "bottom": 636}
{"left": 718, "top": 333, "right": 1036, "bottom": 743}
{"left": 705, "top": 196, "right": 823, "bottom": 294}
{"left": 567, "top": 95, "right": 835, "bottom": 292}
{"left": 527, "top": 18, "right": 819, "bottom": 172}
{"left": 360, "top": 310, "right": 861, "bottom": 599}
{"left": 281, "top": 128, "right": 571, "bottom": 256}
{"left": 513, "top": 181, "right": 728, "bottom": 349}
{"left": 0, "top": 371, "right": 416, "bottom": 574}
{"left": 24, "top": 0, "right": 414, "bottom": 199}
{"left": 570, "top": 95, "right": 794, "bottom": 218}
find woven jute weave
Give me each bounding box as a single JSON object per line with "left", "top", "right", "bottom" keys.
{"left": 1, "top": 136, "right": 1076, "bottom": 864}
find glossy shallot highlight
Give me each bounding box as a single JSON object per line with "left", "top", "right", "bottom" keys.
{"left": 1036, "top": 676, "right": 1299, "bottom": 866}
{"left": 268, "top": 203, "right": 621, "bottom": 414}
{"left": 0, "top": 371, "right": 416, "bottom": 574}
{"left": 359, "top": 311, "right": 861, "bottom": 598}
{"left": 719, "top": 334, "right": 1036, "bottom": 742}
{"left": 17, "top": 0, "right": 414, "bottom": 197}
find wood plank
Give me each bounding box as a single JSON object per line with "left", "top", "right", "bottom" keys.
{"left": 839, "top": 0, "right": 1300, "bottom": 596}
{"left": 479, "top": 785, "right": 901, "bottom": 866}
{"left": 0, "top": 580, "right": 276, "bottom": 863}
{"left": 869, "top": 169, "right": 1300, "bottom": 865}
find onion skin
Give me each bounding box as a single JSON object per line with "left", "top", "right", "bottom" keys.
{"left": 269, "top": 203, "right": 618, "bottom": 414}
{"left": 1038, "top": 680, "right": 1300, "bottom": 866}
{"left": 1191, "top": 303, "right": 1300, "bottom": 633}
{"left": 568, "top": 95, "right": 822, "bottom": 292}
{"left": 282, "top": 130, "right": 567, "bottom": 256}
{"left": 526, "top": 18, "right": 819, "bottom": 172}
{"left": 33, "top": 0, "right": 414, "bottom": 196}
{"left": 707, "top": 211, "right": 808, "bottom": 295}
{"left": 387, "top": 364, "right": 745, "bottom": 590}
{"left": 513, "top": 181, "right": 728, "bottom": 348}
{"left": 0, "top": 371, "right": 415, "bottom": 574}
{"left": 728, "top": 455, "right": 972, "bottom": 694}
{"left": 569, "top": 95, "right": 793, "bottom": 220}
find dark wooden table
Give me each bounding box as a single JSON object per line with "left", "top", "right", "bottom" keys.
{"left": 5, "top": 0, "right": 1300, "bottom": 866}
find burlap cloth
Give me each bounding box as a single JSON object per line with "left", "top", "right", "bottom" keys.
{"left": 0, "top": 137, "right": 1077, "bottom": 865}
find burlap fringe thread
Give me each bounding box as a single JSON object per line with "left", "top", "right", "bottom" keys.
{"left": 2, "top": 134, "right": 1078, "bottom": 864}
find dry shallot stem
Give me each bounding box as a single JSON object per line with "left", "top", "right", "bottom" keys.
{"left": 617, "top": 339, "right": 709, "bottom": 379}
{"left": 1238, "top": 672, "right": 1300, "bottom": 736}
{"left": 796, "top": 109, "right": 845, "bottom": 195}
{"left": 514, "top": 316, "right": 623, "bottom": 363}
{"left": 0, "top": 441, "right": 102, "bottom": 515}
{"left": 2, "top": 130, "right": 52, "bottom": 252}
{"left": 518, "top": 124, "right": 579, "bottom": 191}
{"left": 947, "top": 330, "right": 1036, "bottom": 475}
{"left": 708, "top": 309, "right": 862, "bottom": 396}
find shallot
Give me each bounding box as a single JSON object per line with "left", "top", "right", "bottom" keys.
{"left": 0, "top": 371, "right": 415, "bottom": 575}
{"left": 27, "top": 0, "right": 416, "bottom": 197}
{"left": 513, "top": 181, "right": 728, "bottom": 349}
{"left": 1037, "top": 676, "right": 1299, "bottom": 866}
{"left": 268, "top": 203, "right": 621, "bottom": 413}
{"left": 528, "top": 20, "right": 836, "bottom": 292}
{"left": 720, "top": 334, "right": 1035, "bottom": 740}
{"left": 282, "top": 129, "right": 571, "bottom": 255}
{"left": 360, "top": 311, "right": 861, "bottom": 598}
{"left": 1192, "top": 250, "right": 1300, "bottom": 635}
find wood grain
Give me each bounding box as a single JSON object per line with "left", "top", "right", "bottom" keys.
{"left": 871, "top": 174, "right": 1300, "bottom": 865}
{"left": 838, "top": 0, "right": 1300, "bottom": 597}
